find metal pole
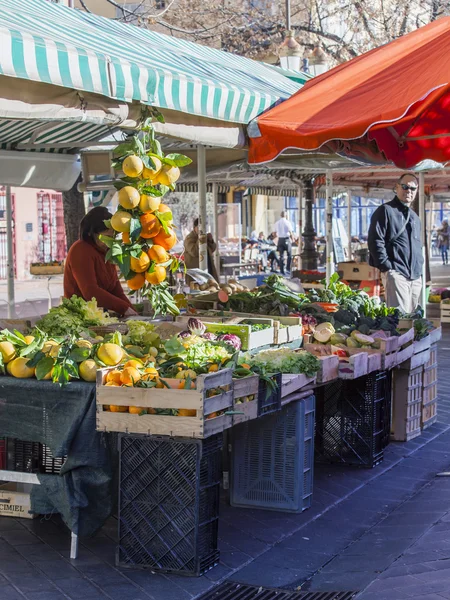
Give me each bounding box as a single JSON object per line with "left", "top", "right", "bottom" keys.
{"left": 347, "top": 189, "right": 352, "bottom": 261}
{"left": 5, "top": 185, "right": 15, "bottom": 318}
{"left": 419, "top": 172, "right": 426, "bottom": 315}
{"left": 197, "top": 145, "right": 208, "bottom": 272}
{"left": 428, "top": 194, "right": 434, "bottom": 256}
{"left": 297, "top": 184, "right": 303, "bottom": 271}
{"left": 325, "top": 170, "right": 334, "bottom": 283}
{"left": 285, "top": 0, "right": 291, "bottom": 30}
{"left": 212, "top": 182, "right": 220, "bottom": 280}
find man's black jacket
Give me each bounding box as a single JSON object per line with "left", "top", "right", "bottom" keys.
{"left": 368, "top": 197, "right": 423, "bottom": 281}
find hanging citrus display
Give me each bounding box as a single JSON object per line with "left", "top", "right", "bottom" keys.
{"left": 101, "top": 115, "right": 192, "bottom": 316}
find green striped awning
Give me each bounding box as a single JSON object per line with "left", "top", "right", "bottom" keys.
{"left": 0, "top": 0, "right": 303, "bottom": 125}
{"left": 0, "top": 118, "right": 115, "bottom": 153}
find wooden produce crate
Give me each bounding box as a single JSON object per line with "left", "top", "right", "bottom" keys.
{"left": 30, "top": 264, "right": 64, "bottom": 276}
{"left": 422, "top": 344, "right": 438, "bottom": 429}
{"left": 281, "top": 373, "right": 316, "bottom": 398}
{"left": 391, "top": 366, "right": 423, "bottom": 442}
{"left": 396, "top": 343, "right": 414, "bottom": 366}
{"left": 367, "top": 352, "right": 382, "bottom": 373}
{"left": 398, "top": 319, "right": 442, "bottom": 345}
{"left": 0, "top": 483, "right": 35, "bottom": 519}
{"left": 440, "top": 302, "right": 450, "bottom": 324}
{"left": 397, "top": 328, "right": 415, "bottom": 348}
{"left": 316, "top": 355, "right": 340, "bottom": 383}
{"left": 205, "top": 320, "right": 274, "bottom": 351}
{"left": 399, "top": 337, "right": 431, "bottom": 370}
{"left": 338, "top": 352, "right": 369, "bottom": 379}
{"left": 232, "top": 375, "right": 259, "bottom": 425}
{"left": 96, "top": 368, "right": 233, "bottom": 439}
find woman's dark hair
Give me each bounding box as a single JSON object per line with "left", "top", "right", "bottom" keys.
{"left": 79, "top": 207, "right": 113, "bottom": 243}
{"left": 193, "top": 218, "right": 199, "bottom": 228}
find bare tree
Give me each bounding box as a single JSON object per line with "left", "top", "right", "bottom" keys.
{"left": 78, "top": 0, "right": 450, "bottom": 65}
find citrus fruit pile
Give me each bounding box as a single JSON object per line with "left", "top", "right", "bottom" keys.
{"left": 104, "top": 128, "right": 192, "bottom": 316}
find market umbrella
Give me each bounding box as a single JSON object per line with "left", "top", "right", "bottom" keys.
{"left": 248, "top": 17, "right": 450, "bottom": 169}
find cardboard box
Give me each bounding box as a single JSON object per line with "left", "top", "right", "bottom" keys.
{"left": 338, "top": 262, "right": 380, "bottom": 281}
{"left": 0, "top": 483, "right": 35, "bottom": 519}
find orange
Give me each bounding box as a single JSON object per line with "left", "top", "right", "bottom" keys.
{"left": 154, "top": 165, "right": 180, "bottom": 186}
{"left": 152, "top": 227, "right": 177, "bottom": 251}
{"left": 139, "top": 195, "right": 161, "bottom": 213}
{"left": 208, "top": 364, "right": 219, "bottom": 372}
{"left": 109, "top": 405, "right": 128, "bottom": 412}
{"left": 105, "top": 382, "right": 119, "bottom": 387}
{"left": 177, "top": 408, "right": 196, "bottom": 416}
{"left": 148, "top": 245, "right": 169, "bottom": 263}
{"left": 120, "top": 367, "right": 141, "bottom": 386}
{"left": 130, "top": 252, "right": 150, "bottom": 274}
{"left": 140, "top": 213, "right": 161, "bottom": 239}
{"left": 157, "top": 203, "right": 173, "bottom": 225}
{"left": 145, "top": 266, "right": 167, "bottom": 285}
{"left": 124, "top": 359, "right": 143, "bottom": 370}
{"left": 129, "top": 406, "right": 147, "bottom": 415}
{"left": 122, "top": 155, "right": 143, "bottom": 178}
{"left": 142, "top": 156, "right": 163, "bottom": 180}
{"left": 122, "top": 232, "right": 131, "bottom": 244}
{"left": 106, "top": 369, "right": 122, "bottom": 384}
{"left": 127, "top": 273, "right": 145, "bottom": 291}
{"left": 142, "top": 367, "right": 158, "bottom": 381}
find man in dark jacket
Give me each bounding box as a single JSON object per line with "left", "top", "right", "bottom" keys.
{"left": 368, "top": 173, "right": 423, "bottom": 313}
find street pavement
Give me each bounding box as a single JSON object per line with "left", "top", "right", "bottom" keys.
{"left": 0, "top": 262, "right": 450, "bottom": 599}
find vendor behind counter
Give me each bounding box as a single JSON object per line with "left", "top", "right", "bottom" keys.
{"left": 64, "top": 207, "right": 137, "bottom": 317}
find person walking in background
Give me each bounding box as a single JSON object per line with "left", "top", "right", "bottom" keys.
{"left": 438, "top": 220, "right": 449, "bottom": 265}
{"left": 273, "top": 211, "right": 294, "bottom": 275}
{"left": 184, "top": 218, "right": 219, "bottom": 282}
{"left": 368, "top": 173, "right": 423, "bottom": 313}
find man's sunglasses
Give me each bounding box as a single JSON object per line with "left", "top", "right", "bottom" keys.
{"left": 400, "top": 183, "right": 418, "bottom": 192}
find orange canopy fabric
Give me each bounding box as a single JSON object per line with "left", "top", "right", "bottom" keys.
{"left": 248, "top": 18, "right": 450, "bottom": 169}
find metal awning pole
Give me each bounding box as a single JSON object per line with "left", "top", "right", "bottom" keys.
{"left": 212, "top": 182, "right": 220, "bottom": 280}
{"left": 326, "top": 169, "right": 334, "bottom": 283}
{"left": 197, "top": 144, "right": 208, "bottom": 272}
{"left": 5, "top": 186, "right": 15, "bottom": 318}
{"left": 298, "top": 184, "right": 303, "bottom": 270}
{"left": 347, "top": 189, "right": 352, "bottom": 260}
{"left": 419, "top": 172, "right": 426, "bottom": 315}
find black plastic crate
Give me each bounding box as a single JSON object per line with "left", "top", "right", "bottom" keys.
{"left": 231, "top": 396, "right": 315, "bottom": 513}
{"left": 118, "top": 433, "right": 222, "bottom": 576}
{"left": 315, "top": 371, "right": 391, "bottom": 468}
{"left": 258, "top": 372, "right": 282, "bottom": 416}
{"left": 4, "top": 438, "right": 65, "bottom": 474}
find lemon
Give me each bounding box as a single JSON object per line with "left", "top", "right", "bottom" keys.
{"left": 122, "top": 155, "right": 144, "bottom": 178}
{"left": 139, "top": 195, "right": 161, "bottom": 213}
{"left": 118, "top": 186, "right": 140, "bottom": 210}
{"left": 9, "top": 357, "right": 35, "bottom": 378}
{"left": 42, "top": 340, "right": 60, "bottom": 358}
{"left": 0, "top": 341, "right": 16, "bottom": 363}
{"left": 142, "top": 156, "right": 162, "bottom": 180}
{"left": 76, "top": 340, "right": 93, "bottom": 349}
{"left": 79, "top": 359, "right": 98, "bottom": 382}
{"left": 111, "top": 211, "right": 132, "bottom": 233}
{"left": 154, "top": 165, "right": 180, "bottom": 186}
{"left": 24, "top": 335, "right": 35, "bottom": 344}
{"left": 97, "top": 343, "right": 124, "bottom": 366}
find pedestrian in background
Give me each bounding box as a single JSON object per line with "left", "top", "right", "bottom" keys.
{"left": 273, "top": 211, "right": 294, "bottom": 275}
{"left": 368, "top": 173, "right": 423, "bottom": 313}
{"left": 438, "top": 220, "right": 449, "bottom": 265}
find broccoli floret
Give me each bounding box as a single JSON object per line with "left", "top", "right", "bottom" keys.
{"left": 334, "top": 309, "right": 357, "bottom": 326}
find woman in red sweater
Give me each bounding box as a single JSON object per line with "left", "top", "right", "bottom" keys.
{"left": 64, "top": 207, "right": 137, "bottom": 316}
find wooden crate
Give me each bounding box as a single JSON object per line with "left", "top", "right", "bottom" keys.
{"left": 338, "top": 352, "right": 368, "bottom": 379}
{"left": 367, "top": 352, "right": 382, "bottom": 373}
{"left": 398, "top": 319, "right": 442, "bottom": 344}
{"left": 422, "top": 384, "right": 438, "bottom": 430}
{"left": 441, "top": 303, "right": 450, "bottom": 323}
{"left": 232, "top": 375, "right": 259, "bottom": 425}
{"left": 399, "top": 337, "right": 431, "bottom": 370}
{"left": 96, "top": 368, "right": 234, "bottom": 439}
{"left": 316, "top": 355, "right": 340, "bottom": 383}
{"left": 205, "top": 320, "right": 274, "bottom": 351}
{"left": 0, "top": 483, "right": 35, "bottom": 519}
{"left": 423, "top": 344, "right": 438, "bottom": 387}
{"left": 396, "top": 344, "right": 414, "bottom": 367}
{"left": 30, "top": 264, "right": 64, "bottom": 275}
{"left": 397, "top": 328, "right": 415, "bottom": 347}
{"left": 391, "top": 367, "right": 423, "bottom": 442}
{"left": 281, "top": 373, "right": 316, "bottom": 397}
